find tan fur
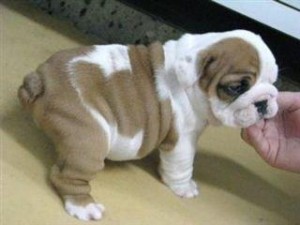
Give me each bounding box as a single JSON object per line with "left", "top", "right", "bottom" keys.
{"left": 198, "top": 38, "right": 259, "bottom": 101}
{"left": 18, "top": 43, "right": 177, "bottom": 206}
{"left": 18, "top": 72, "right": 44, "bottom": 109}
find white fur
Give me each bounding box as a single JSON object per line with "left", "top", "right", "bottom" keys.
{"left": 156, "top": 53, "right": 207, "bottom": 198}
{"left": 159, "top": 30, "right": 278, "bottom": 129}
{"left": 161, "top": 30, "right": 277, "bottom": 90}
{"left": 155, "top": 30, "right": 279, "bottom": 197}
{"left": 210, "top": 82, "right": 278, "bottom": 127}
{"left": 70, "top": 45, "right": 131, "bottom": 77}
{"left": 159, "top": 133, "right": 199, "bottom": 198}
{"left": 156, "top": 75, "right": 206, "bottom": 198}
{"left": 65, "top": 201, "right": 105, "bottom": 221}
{"left": 107, "top": 129, "right": 144, "bottom": 161}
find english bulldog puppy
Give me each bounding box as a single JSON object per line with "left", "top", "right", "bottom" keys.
{"left": 18, "top": 30, "right": 278, "bottom": 221}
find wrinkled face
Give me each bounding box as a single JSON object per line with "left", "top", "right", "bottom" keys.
{"left": 198, "top": 38, "right": 278, "bottom": 127}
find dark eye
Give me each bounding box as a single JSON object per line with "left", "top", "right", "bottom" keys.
{"left": 223, "top": 79, "right": 249, "bottom": 96}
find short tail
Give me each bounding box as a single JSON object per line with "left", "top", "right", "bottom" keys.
{"left": 18, "top": 72, "right": 44, "bottom": 110}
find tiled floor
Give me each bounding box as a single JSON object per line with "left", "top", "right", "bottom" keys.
{"left": 1, "top": 1, "right": 300, "bottom": 225}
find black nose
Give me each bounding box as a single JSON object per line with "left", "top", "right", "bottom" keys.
{"left": 254, "top": 100, "right": 268, "bottom": 115}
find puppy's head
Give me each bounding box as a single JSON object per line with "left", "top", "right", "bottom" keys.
{"left": 198, "top": 34, "right": 278, "bottom": 128}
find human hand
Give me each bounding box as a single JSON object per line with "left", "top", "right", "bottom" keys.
{"left": 241, "top": 92, "right": 300, "bottom": 173}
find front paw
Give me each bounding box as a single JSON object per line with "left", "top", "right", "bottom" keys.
{"left": 65, "top": 201, "right": 105, "bottom": 221}
{"left": 169, "top": 180, "right": 199, "bottom": 198}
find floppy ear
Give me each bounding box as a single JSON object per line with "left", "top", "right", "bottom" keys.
{"left": 197, "top": 49, "right": 218, "bottom": 92}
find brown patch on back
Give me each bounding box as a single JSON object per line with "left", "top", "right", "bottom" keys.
{"left": 26, "top": 47, "right": 106, "bottom": 152}
{"left": 198, "top": 38, "right": 259, "bottom": 102}
{"left": 71, "top": 43, "right": 173, "bottom": 158}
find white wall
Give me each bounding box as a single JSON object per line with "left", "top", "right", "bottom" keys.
{"left": 213, "top": 0, "right": 300, "bottom": 40}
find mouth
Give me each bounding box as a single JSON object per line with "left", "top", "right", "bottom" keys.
{"left": 258, "top": 113, "right": 264, "bottom": 120}
{"left": 234, "top": 98, "right": 278, "bottom": 127}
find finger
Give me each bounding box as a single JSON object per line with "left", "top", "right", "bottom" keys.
{"left": 277, "top": 92, "right": 300, "bottom": 112}
{"left": 241, "top": 120, "right": 264, "bottom": 144}
{"left": 242, "top": 123, "right": 270, "bottom": 158}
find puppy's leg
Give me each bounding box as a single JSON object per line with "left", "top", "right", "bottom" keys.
{"left": 50, "top": 128, "right": 108, "bottom": 221}
{"left": 159, "top": 133, "right": 198, "bottom": 198}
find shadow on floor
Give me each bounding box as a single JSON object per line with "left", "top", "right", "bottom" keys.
{"left": 134, "top": 150, "right": 300, "bottom": 223}
{"left": 1, "top": 103, "right": 55, "bottom": 170}
{"left": 194, "top": 152, "right": 300, "bottom": 223}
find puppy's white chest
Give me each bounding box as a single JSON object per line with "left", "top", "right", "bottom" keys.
{"left": 107, "top": 129, "right": 144, "bottom": 161}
